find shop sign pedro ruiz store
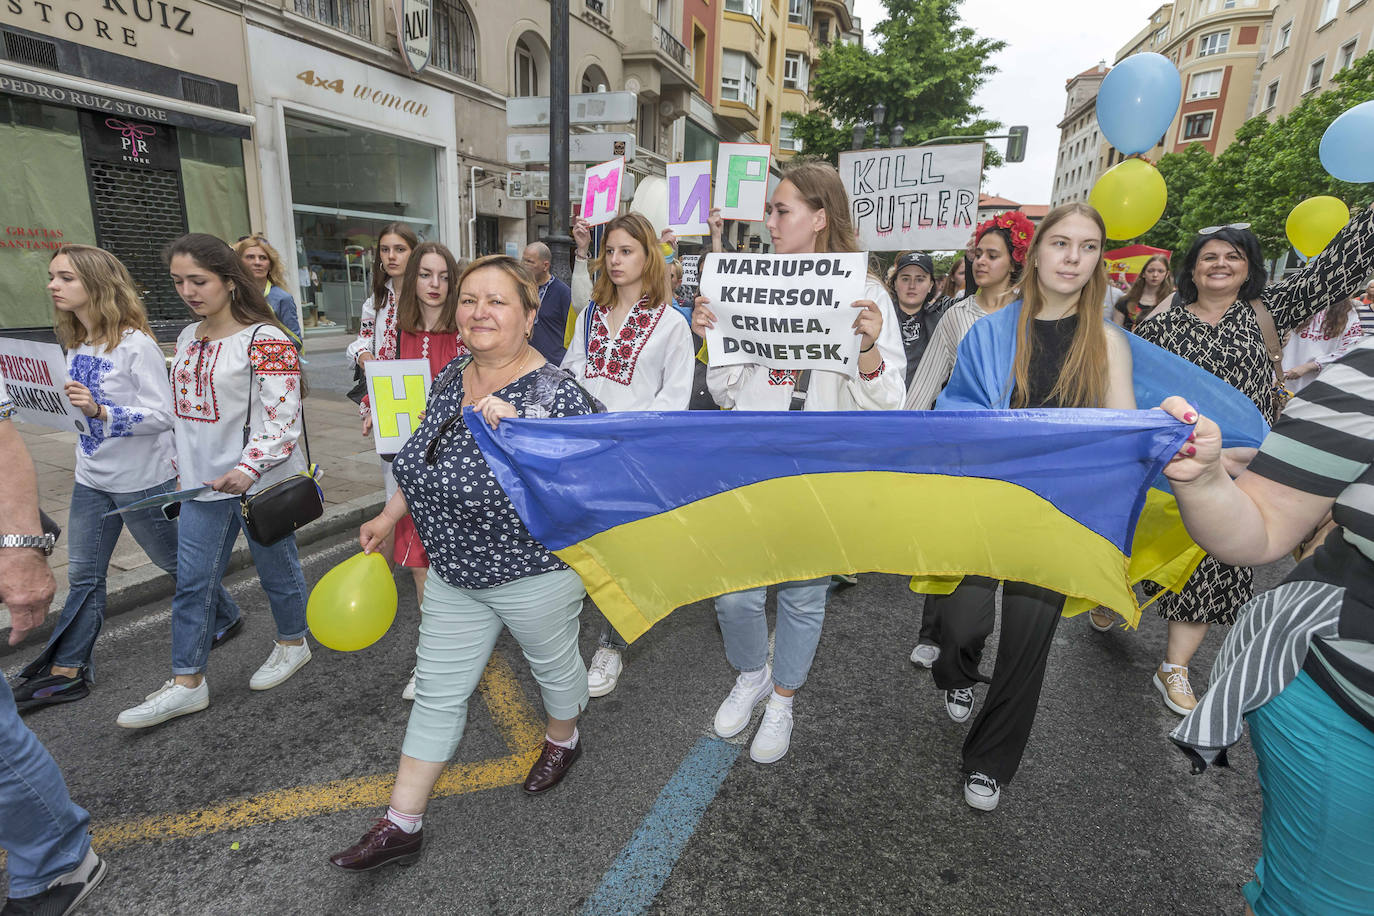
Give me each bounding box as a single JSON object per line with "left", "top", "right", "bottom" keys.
{"left": 0, "top": 0, "right": 255, "bottom": 335}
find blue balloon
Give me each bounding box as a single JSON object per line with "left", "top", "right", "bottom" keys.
{"left": 1320, "top": 100, "right": 1374, "bottom": 183}
{"left": 1096, "top": 53, "right": 1182, "bottom": 156}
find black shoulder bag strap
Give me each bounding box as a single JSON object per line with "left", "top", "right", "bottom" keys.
{"left": 241, "top": 325, "right": 313, "bottom": 474}
{"left": 788, "top": 370, "right": 813, "bottom": 411}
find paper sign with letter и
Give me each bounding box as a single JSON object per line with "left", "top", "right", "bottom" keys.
{"left": 699, "top": 253, "right": 867, "bottom": 378}
{"left": 364, "top": 359, "right": 432, "bottom": 455}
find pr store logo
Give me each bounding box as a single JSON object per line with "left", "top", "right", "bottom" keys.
{"left": 104, "top": 118, "right": 157, "bottom": 166}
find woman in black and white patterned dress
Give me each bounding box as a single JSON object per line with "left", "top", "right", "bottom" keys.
{"left": 1133, "top": 208, "right": 1374, "bottom": 716}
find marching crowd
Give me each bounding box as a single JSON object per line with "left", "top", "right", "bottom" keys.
{"left": 1, "top": 158, "right": 1373, "bottom": 915}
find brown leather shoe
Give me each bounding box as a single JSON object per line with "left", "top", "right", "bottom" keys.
{"left": 522, "top": 738, "right": 583, "bottom": 794}
{"left": 329, "top": 817, "right": 423, "bottom": 871}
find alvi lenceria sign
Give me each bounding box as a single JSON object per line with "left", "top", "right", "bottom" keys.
{"left": 392, "top": 0, "right": 430, "bottom": 74}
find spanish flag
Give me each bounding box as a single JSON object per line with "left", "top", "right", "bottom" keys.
{"left": 467, "top": 408, "right": 1192, "bottom": 643}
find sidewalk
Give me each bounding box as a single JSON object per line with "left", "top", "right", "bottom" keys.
{"left": 1, "top": 333, "right": 388, "bottom": 634}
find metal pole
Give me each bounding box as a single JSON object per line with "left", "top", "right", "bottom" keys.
{"left": 547, "top": 0, "right": 573, "bottom": 284}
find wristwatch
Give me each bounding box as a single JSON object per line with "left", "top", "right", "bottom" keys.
{"left": 0, "top": 533, "right": 57, "bottom": 556}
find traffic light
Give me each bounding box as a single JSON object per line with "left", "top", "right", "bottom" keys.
{"left": 1005, "top": 125, "right": 1029, "bottom": 163}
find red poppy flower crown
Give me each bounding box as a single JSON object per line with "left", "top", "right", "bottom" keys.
{"left": 975, "top": 210, "right": 1036, "bottom": 265}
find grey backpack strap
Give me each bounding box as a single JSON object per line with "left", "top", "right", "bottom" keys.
{"left": 788, "top": 370, "right": 813, "bottom": 411}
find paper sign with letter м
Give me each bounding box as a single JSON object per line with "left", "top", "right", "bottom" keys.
{"left": 364, "top": 358, "right": 432, "bottom": 455}
{"left": 581, "top": 157, "right": 625, "bottom": 226}
{"left": 713, "top": 143, "right": 771, "bottom": 221}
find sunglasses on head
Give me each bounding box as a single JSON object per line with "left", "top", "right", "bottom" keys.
{"left": 237, "top": 233, "right": 269, "bottom": 244}
{"left": 1199, "top": 223, "right": 1250, "bottom": 235}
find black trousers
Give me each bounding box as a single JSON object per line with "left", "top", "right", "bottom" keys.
{"left": 929, "top": 576, "right": 999, "bottom": 689}
{"left": 933, "top": 578, "right": 1065, "bottom": 784}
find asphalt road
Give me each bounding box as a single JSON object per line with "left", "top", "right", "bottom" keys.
{"left": 3, "top": 529, "right": 1289, "bottom": 915}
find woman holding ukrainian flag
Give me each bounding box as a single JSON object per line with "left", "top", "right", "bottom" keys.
{"left": 690, "top": 161, "right": 904, "bottom": 765}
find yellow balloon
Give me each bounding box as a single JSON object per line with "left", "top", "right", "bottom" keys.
{"left": 1286, "top": 196, "right": 1349, "bottom": 258}
{"left": 1089, "top": 158, "right": 1168, "bottom": 240}
{"left": 307, "top": 552, "right": 398, "bottom": 651}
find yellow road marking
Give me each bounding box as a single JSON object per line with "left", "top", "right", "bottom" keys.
{"left": 90, "top": 653, "right": 545, "bottom": 851}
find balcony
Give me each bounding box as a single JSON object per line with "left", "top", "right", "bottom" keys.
{"left": 624, "top": 20, "right": 696, "bottom": 86}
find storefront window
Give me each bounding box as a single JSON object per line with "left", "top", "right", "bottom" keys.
{"left": 0, "top": 98, "right": 96, "bottom": 331}
{"left": 285, "top": 113, "right": 439, "bottom": 333}
{"left": 179, "top": 131, "right": 251, "bottom": 243}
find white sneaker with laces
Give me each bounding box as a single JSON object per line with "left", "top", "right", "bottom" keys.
{"left": 964, "top": 771, "right": 1001, "bottom": 811}
{"left": 402, "top": 668, "right": 417, "bottom": 701}
{"left": 749, "top": 698, "right": 794, "bottom": 764}
{"left": 586, "top": 647, "right": 624, "bottom": 698}
{"left": 249, "top": 641, "right": 312, "bottom": 691}
{"left": 945, "top": 687, "right": 975, "bottom": 723}
{"left": 910, "top": 643, "right": 940, "bottom": 668}
{"left": 713, "top": 666, "right": 773, "bottom": 738}
{"left": 116, "top": 678, "right": 209, "bottom": 728}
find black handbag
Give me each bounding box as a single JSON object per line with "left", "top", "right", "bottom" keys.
{"left": 239, "top": 326, "right": 324, "bottom": 545}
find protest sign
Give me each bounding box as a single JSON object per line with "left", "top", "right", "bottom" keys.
{"left": 364, "top": 358, "right": 432, "bottom": 454}
{"left": 712, "top": 143, "right": 771, "bottom": 221}
{"left": 581, "top": 157, "right": 625, "bottom": 226}
{"left": 680, "top": 255, "right": 700, "bottom": 288}
{"left": 837, "top": 142, "right": 982, "bottom": 251}
{"left": 667, "top": 160, "right": 712, "bottom": 236}
{"left": 0, "top": 338, "right": 88, "bottom": 433}
{"left": 699, "top": 252, "right": 866, "bottom": 377}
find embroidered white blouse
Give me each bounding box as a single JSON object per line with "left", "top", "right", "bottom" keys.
{"left": 560, "top": 293, "right": 695, "bottom": 411}
{"left": 171, "top": 323, "right": 307, "bottom": 502}
{"left": 705, "top": 277, "right": 906, "bottom": 411}
{"left": 345, "top": 279, "right": 399, "bottom": 368}
{"left": 67, "top": 328, "right": 176, "bottom": 492}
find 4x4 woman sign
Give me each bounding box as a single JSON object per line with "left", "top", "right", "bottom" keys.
{"left": 393, "top": 0, "right": 432, "bottom": 74}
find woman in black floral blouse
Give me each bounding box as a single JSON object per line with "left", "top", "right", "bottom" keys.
{"left": 1133, "top": 207, "right": 1374, "bottom": 716}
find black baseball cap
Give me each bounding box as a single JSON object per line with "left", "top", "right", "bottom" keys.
{"left": 893, "top": 252, "right": 935, "bottom": 277}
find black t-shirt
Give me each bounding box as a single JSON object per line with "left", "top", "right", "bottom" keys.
{"left": 1022, "top": 314, "right": 1079, "bottom": 408}
{"left": 897, "top": 295, "right": 952, "bottom": 386}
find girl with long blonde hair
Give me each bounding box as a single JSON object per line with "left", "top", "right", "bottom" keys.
{"left": 13, "top": 245, "right": 236, "bottom": 712}
{"left": 234, "top": 234, "right": 302, "bottom": 345}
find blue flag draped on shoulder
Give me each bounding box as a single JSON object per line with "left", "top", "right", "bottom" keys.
{"left": 467, "top": 407, "right": 1192, "bottom": 643}
{"left": 936, "top": 301, "right": 1270, "bottom": 612}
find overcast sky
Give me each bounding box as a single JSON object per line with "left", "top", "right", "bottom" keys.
{"left": 851, "top": 0, "right": 1166, "bottom": 204}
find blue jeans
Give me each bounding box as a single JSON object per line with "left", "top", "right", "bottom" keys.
{"left": 22, "top": 480, "right": 236, "bottom": 683}
{"left": 171, "top": 497, "right": 309, "bottom": 676}
{"left": 714, "top": 578, "right": 829, "bottom": 691}
{"left": 0, "top": 676, "right": 91, "bottom": 898}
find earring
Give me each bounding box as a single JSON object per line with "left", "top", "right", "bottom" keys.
{"left": 230, "top": 286, "right": 237, "bottom": 300}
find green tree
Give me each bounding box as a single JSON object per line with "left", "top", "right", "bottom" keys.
{"left": 792, "top": 0, "right": 1005, "bottom": 164}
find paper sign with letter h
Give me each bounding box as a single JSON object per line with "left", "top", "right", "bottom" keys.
{"left": 581, "top": 157, "right": 625, "bottom": 226}
{"left": 364, "top": 358, "right": 432, "bottom": 455}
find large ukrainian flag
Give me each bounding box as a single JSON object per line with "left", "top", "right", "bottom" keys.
{"left": 467, "top": 408, "right": 1192, "bottom": 643}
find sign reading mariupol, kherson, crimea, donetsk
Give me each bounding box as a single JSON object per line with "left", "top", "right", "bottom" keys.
{"left": 837, "top": 142, "right": 983, "bottom": 252}
{"left": 699, "top": 253, "right": 867, "bottom": 378}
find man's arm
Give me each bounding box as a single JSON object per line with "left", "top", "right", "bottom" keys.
{"left": 0, "top": 410, "right": 56, "bottom": 645}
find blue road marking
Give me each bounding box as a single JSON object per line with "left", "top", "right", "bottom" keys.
{"left": 582, "top": 736, "right": 742, "bottom": 915}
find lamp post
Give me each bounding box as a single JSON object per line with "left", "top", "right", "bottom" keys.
{"left": 547, "top": 0, "right": 573, "bottom": 283}
{"left": 890, "top": 123, "right": 905, "bottom": 148}
{"left": 850, "top": 122, "right": 867, "bottom": 150}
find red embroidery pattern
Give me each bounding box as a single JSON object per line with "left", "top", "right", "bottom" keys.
{"left": 173, "top": 338, "right": 221, "bottom": 423}
{"left": 768, "top": 369, "right": 799, "bottom": 386}
{"left": 859, "top": 359, "right": 886, "bottom": 382}
{"left": 249, "top": 339, "right": 301, "bottom": 375}
{"left": 586, "top": 297, "right": 666, "bottom": 387}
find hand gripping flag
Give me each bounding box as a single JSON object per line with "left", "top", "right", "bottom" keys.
{"left": 467, "top": 406, "right": 1193, "bottom": 643}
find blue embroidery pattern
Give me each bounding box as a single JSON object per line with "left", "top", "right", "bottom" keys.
{"left": 69, "top": 353, "right": 144, "bottom": 456}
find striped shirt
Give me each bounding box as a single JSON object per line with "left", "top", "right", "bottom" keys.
{"left": 1248, "top": 336, "right": 1374, "bottom": 564}
{"left": 903, "top": 294, "right": 989, "bottom": 410}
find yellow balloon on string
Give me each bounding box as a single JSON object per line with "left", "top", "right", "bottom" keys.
{"left": 307, "top": 552, "right": 397, "bottom": 651}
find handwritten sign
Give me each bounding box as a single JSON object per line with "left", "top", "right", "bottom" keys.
{"left": 667, "top": 160, "right": 712, "bottom": 236}
{"left": 699, "top": 253, "right": 867, "bottom": 377}
{"left": 680, "top": 255, "right": 700, "bottom": 288}
{"left": 0, "top": 338, "right": 88, "bottom": 433}
{"left": 713, "top": 143, "right": 771, "bottom": 221}
{"left": 837, "top": 142, "right": 982, "bottom": 251}
{"left": 581, "top": 157, "right": 625, "bottom": 226}
{"left": 364, "top": 358, "right": 431, "bottom": 454}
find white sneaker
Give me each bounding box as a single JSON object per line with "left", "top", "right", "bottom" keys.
{"left": 749, "top": 698, "right": 794, "bottom": 764}
{"left": 249, "top": 641, "right": 312, "bottom": 691}
{"left": 964, "top": 771, "right": 1001, "bottom": 811}
{"left": 117, "top": 678, "right": 209, "bottom": 728}
{"left": 402, "top": 668, "right": 417, "bottom": 701}
{"left": 945, "top": 687, "right": 975, "bottom": 723}
{"left": 910, "top": 643, "right": 940, "bottom": 668}
{"left": 586, "top": 647, "right": 624, "bottom": 698}
{"left": 713, "top": 666, "right": 773, "bottom": 738}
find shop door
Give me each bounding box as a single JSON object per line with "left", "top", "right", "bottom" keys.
{"left": 79, "top": 113, "right": 190, "bottom": 333}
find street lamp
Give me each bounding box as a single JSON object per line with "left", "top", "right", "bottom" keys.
{"left": 890, "top": 123, "right": 905, "bottom": 148}
{"left": 873, "top": 102, "right": 886, "bottom": 128}
{"left": 850, "top": 122, "right": 867, "bottom": 150}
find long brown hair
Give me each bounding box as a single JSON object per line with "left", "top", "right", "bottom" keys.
{"left": 51, "top": 245, "right": 154, "bottom": 352}
{"left": 397, "top": 242, "right": 461, "bottom": 334}
{"left": 162, "top": 234, "right": 288, "bottom": 332}
{"left": 371, "top": 222, "right": 420, "bottom": 304}
{"left": 1120, "top": 253, "right": 1173, "bottom": 314}
{"left": 1321, "top": 299, "right": 1355, "bottom": 339}
{"left": 778, "top": 160, "right": 860, "bottom": 254}
{"left": 591, "top": 213, "right": 668, "bottom": 309}
{"left": 1010, "top": 203, "right": 1111, "bottom": 408}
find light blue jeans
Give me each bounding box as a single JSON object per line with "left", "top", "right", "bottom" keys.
{"left": 714, "top": 578, "right": 829, "bottom": 691}
{"left": 170, "top": 497, "right": 309, "bottom": 676}
{"left": 402, "top": 568, "right": 587, "bottom": 763}
{"left": 0, "top": 676, "right": 91, "bottom": 898}
{"left": 22, "top": 479, "right": 236, "bottom": 683}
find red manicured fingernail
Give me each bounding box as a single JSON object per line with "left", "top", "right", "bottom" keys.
{"left": 1186, "top": 445, "right": 1197, "bottom": 456}
{"left": 1187, "top": 432, "right": 1196, "bottom": 442}
{"left": 1183, "top": 412, "right": 1197, "bottom": 422}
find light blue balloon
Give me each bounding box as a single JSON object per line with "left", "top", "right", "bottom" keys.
{"left": 1096, "top": 53, "right": 1182, "bottom": 156}
{"left": 1320, "top": 100, "right": 1374, "bottom": 183}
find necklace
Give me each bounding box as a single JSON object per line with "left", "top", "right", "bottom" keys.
{"left": 461, "top": 346, "right": 534, "bottom": 407}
